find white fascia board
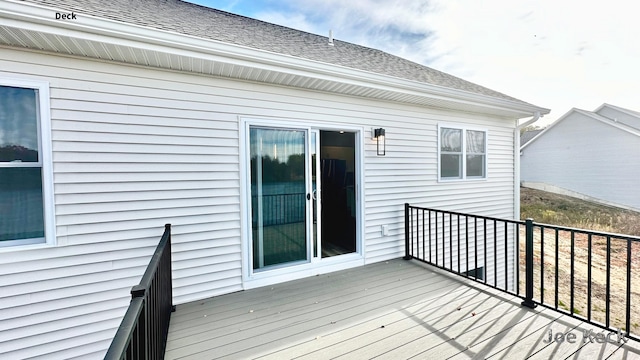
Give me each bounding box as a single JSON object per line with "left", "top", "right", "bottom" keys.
{"left": 1, "top": 0, "right": 548, "bottom": 117}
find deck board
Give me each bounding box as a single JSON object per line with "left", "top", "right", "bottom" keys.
{"left": 165, "top": 259, "right": 640, "bottom": 359}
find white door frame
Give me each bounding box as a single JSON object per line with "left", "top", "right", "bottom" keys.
{"left": 239, "top": 116, "right": 365, "bottom": 289}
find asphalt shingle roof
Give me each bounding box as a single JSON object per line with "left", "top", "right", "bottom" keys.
{"left": 27, "top": 0, "right": 531, "bottom": 104}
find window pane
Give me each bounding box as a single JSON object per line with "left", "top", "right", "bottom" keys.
{"left": 440, "top": 128, "right": 462, "bottom": 152}
{"left": 0, "top": 168, "right": 44, "bottom": 241}
{"left": 466, "top": 130, "right": 485, "bottom": 154}
{"left": 0, "top": 86, "right": 39, "bottom": 162}
{"left": 466, "top": 155, "right": 485, "bottom": 177}
{"left": 441, "top": 154, "right": 461, "bottom": 178}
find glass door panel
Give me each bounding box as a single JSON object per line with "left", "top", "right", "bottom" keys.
{"left": 250, "top": 127, "right": 308, "bottom": 271}
{"left": 320, "top": 130, "right": 357, "bottom": 257}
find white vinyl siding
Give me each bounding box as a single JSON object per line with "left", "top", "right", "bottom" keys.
{"left": 0, "top": 47, "right": 518, "bottom": 359}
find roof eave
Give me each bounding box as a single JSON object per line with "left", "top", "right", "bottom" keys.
{"left": 0, "top": 0, "right": 549, "bottom": 118}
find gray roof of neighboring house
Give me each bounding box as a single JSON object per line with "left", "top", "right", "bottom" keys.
{"left": 24, "top": 0, "right": 533, "bottom": 105}
{"left": 520, "top": 129, "right": 543, "bottom": 145}
{"left": 596, "top": 103, "right": 640, "bottom": 131}
{"left": 521, "top": 106, "right": 640, "bottom": 150}
{"left": 574, "top": 109, "right": 640, "bottom": 136}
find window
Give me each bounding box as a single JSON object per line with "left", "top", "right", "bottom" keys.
{"left": 439, "top": 126, "right": 486, "bottom": 180}
{"left": 0, "top": 80, "right": 52, "bottom": 248}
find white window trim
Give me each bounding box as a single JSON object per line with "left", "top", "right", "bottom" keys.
{"left": 0, "top": 77, "right": 55, "bottom": 250}
{"left": 437, "top": 123, "right": 488, "bottom": 182}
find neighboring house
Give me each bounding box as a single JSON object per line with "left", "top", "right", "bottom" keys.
{"left": 0, "top": 0, "right": 548, "bottom": 358}
{"left": 521, "top": 104, "right": 640, "bottom": 211}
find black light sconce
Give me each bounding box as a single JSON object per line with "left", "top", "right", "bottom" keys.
{"left": 373, "top": 128, "right": 385, "bottom": 156}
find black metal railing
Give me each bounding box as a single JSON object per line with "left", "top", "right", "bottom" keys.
{"left": 404, "top": 203, "right": 639, "bottom": 342}
{"left": 105, "top": 224, "right": 175, "bottom": 360}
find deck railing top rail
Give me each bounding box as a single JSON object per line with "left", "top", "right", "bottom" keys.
{"left": 406, "top": 203, "right": 640, "bottom": 242}
{"left": 524, "top": 220, "right": 640, "bottom": 242}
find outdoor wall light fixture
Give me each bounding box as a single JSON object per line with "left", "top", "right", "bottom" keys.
{"left": 373, "top": 128, "right": 385, "bottom": 156}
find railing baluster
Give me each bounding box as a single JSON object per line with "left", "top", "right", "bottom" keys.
{"left": 422, "top": 209, "right": 425, "bottom": 261}
{"left": 474, "top": 218, "right": 478, "bottom": 280}
{"left": 416, "top": 208, "right": 421, "bottom": 260}
{"left": 466, "top": 216, "right": 469, "bottom": 278}
{"left": 411, "top": 209, "right": 419, "bottom": 256}
{"left": 570, "top": 231, "right": 575, "bottom": 315}
{"left": 626, "top": 238, "right": 632, "bottom": 336}
{"left": 606, "top": 235, "right": 611, "bottom": 328}
{"left": 436, "top": 212, "right": 447, "bottom": 268}
{"left": 588, "top": 233, "right": 592, "bottom": 322}
{"left": 435, "top": 211, "right": 439, "bottom": 266}
{"left": 540, "top": 225, "right": 545, "bottom": 304}
{"left": 494, "top": 219, "right": 497, "bottom": 288}
{"left": 555, "top": 229, "right": 559, "bottom": 310}
{"left": 450, "top": 213, "right": 453, "bottom": 270}
{"left": 483, "top": 218, "right": 487, "bottom": 284}
{"left": 516, "top": 223, "right": 520, "bottom": 296}
{"left": 458, "top": 214, "right": 461, "bottom": 274}
{"left": 428, "top": 210, "right": 432, "bottom": 263}
{"left": 504, "top": 221, "right": 508, "bottom": 291}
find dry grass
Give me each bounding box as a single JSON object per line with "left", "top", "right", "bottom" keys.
{"left": 520, "top": 187, "right": 640, "bottom": 334}
{"left": 521, "top": 187, "right": 640, "bottom": 236}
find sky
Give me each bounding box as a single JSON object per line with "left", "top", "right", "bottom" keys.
{"left": 188, "top": 0, "right": 640, "bottom": 127}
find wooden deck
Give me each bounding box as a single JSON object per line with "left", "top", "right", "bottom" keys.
{"left": 165, "top": 259, "right": 640, "bottom": 359}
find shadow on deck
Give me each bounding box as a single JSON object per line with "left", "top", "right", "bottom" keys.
{"left": 164, "top": 259, "right": 640, "bottom": 359}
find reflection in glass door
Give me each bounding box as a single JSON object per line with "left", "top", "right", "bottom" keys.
{"left": 250, "top": 127, "right": 308, "bottom": 271}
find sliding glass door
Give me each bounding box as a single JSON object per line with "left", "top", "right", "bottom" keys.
{"left": 248, "top": 125, "right": 358, "bottom": 273}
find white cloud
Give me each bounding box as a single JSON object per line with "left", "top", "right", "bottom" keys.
{"left": 201, "top": 0, "right": 640, "bottom": 125}
{"left": 423, "top": 0, "right": 640, "bottom": 124}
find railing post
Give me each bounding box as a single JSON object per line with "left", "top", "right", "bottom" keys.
{"left": 521, "top": 218, "right": 537, "bottom": 308}
{"left": 404, "top": 203, "right": 411, "bottom": 260}
{"left": 166, "top": 223, "right": 176, "bottom": 313}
